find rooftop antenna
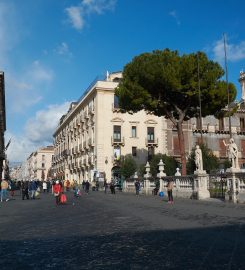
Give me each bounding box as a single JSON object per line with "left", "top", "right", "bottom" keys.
{"left": 223, "top": 33, "right": 232, "bottom": 138}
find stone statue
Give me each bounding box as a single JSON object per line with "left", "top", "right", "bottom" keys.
{"left": 195, "top": 145, "right": 203, "bottom": 171}
{"left": 223, "top": 138, "right": 239, "bottom": 169}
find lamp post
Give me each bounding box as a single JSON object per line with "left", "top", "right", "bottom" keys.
{"left": 223, "top": 33, "right": 232, "bottom": 138}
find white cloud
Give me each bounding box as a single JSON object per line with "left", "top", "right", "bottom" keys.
{"left": 30, "top": 61, "right": 54, "bottom": 82}
{"left": 7, "top": 61, "right": 54, "bottom": 113}
{"left": 169, "top": 10, "right": 180, "bottom": 25}
{"left": 6, "top": 102, "right": 71, "bottom": 162}
{"left": 65, "top": 6, "right": 84, "bottom": 30}
{"left": 54, "top": 42, "right": 73, "bottom": 58}
{"left": 25, "top": 102, "right": 70, "bottom": 143}
{"left": 65, "top": 0, "right": 117, "bottom": 31}
{"left": 213, "top": 38, "right": 245, "bottom": 63}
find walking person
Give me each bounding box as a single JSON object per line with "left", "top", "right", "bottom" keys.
{"left": 82, "top": 180, "right": 86, "bottom": 191}
{"left": 110, "top": 181, "right": 115, "bottom": 194}
{"left": 1, "top": 179, "right": 9, "bottom": 202}
{"left": 29, "top": 180, "right": 37, "bottom": 199}
{"left": 85, "top": 180, "right": 90, "bottom": 194}
{"left": 21, "top": 181, "right": 30, "bottom": 200}
{"left": 43, "top": 181, "right": 47, "bottom": 193}
{"left": 167, "top": 179, "right": 174, "bottom": 204}
{"left": 104, "top": 179, "right": 108, "bottom": 194}
{"left": 135, "top": 180, "right": 140, "bottom": 196}
{"left": 53, "top": 180, "right": 62, "bottom": 205}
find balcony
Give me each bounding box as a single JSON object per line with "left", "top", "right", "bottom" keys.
{"left": 85, "top": 111, "right": 89, "bottom": 119}
{"left": 145, "top": 138, "right": 158, "bottom": 147}
{"left": 88, "top": 155, "right": 95, "bottom": 164}
{"left": 79, "top": 143, "right": 84, "bottom": 152}
{"left": 88, "top": 138, "right": 95, "bottom": 147}
{"left": 88, "top": 106, "right": 95, "bottom": 115}
{"left": 111, "top": 136, "right": 125, "bottom": 146}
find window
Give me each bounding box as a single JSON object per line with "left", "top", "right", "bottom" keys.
{"left": 42, "top": 154, "right": 45, "bottom": 161}
{"left": 240, "top": 118, "right": 245, "bottom": 131}
{"left": 147, "top": 127, "right": 155, "bottom": 142}
{"left": 42, "top": 163, "right": 45, "bottom": 168}
{"left": 132, "top": 147, "right": 137, "bottom": 157}
{"left": 114, "top": 95, "right": 119, "bottom": 109}
{"left": 131, "top": 126, "right": 137, "bottom": 137}
{"left": 113, "top": 125, "right": 121, "bottom": 142}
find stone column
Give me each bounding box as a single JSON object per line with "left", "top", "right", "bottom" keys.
{"left": 225, "top": 168, "right": 240, "bottom": 203}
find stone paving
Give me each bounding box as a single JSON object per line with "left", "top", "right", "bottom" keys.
{"left": 1, "top": 190, "right": 245, "bottom": 269}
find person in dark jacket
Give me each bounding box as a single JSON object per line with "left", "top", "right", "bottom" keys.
{"left": 21, "top": 181, "right": 29, "bottom": 200}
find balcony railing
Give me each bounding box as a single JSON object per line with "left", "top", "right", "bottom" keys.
{"left": 145, "top": 138, "right": 158, "bottom": 147}
{"left": 111, "top": 136, "right": 125, "bottom": 146}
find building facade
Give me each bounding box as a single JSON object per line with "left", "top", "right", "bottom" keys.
{"left": 53, "top": 72, "right": 169, "bottom": 183}
{"left": 26, "top": 146, "right": 54, "bottom": 180}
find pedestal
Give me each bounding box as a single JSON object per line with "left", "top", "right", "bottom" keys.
{"left": 194, "top": 171, "right": 210, "bottom": 200}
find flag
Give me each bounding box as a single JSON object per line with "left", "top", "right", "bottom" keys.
{"left": 5, "top": 138, "right": 11, "bottom": 151}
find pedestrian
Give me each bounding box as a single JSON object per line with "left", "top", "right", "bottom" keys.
{"left": 29, "top": 180, "right": 37, "bottom": 199}
{"left": 167, "top": 179, "right": 174, "bottom": 204}
{"left": 85, "top": 180, "right": 90, "bottom": 194}
{"left": 43, "top": 181, "right": 47, "bottom": 193}
{"left": 1, "top": 179, "right": 9, "bottom": 202}
{"left": 53, "top": 180, "right": 62, "bottom": 205}
{"left": 9, "top": 180, "right": 15, "bottom": 198}
{"left": 47, "top": 180, "right": 51, "bottom": 193}
{"left": 21, "top": 181, "right": 29, "bottom": 200}
{"left": 135, "top": 180, "right": 140, "bottom": 196}
{"left": 82, "top": 180, "right": 86, "bottom": 191}
{"left": 104, "top": 179, "right": 108, "bottom": 194}
{"left": 110, "top": 181, "right": 115, "bottom": 194}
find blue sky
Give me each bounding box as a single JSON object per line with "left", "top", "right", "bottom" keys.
{"left": 1, "top": 0, "right": 244, "bottom": 162}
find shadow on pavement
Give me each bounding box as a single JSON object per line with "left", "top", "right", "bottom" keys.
{"left": 1, "top": 224, "right": 245, "bottom": 270}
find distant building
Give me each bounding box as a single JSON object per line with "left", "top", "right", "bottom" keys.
{"left": 26, "top": 146, "right": 54, "bottom": 180}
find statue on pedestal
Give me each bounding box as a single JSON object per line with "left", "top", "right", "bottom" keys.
{"left": 223, "top": 138, "right": 239, "bottom": 169}
{"left": 195, "top": 145, "right": 203, "bottom": 171}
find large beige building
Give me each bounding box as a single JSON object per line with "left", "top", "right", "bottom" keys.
{"left": 53, "top": 72, "right": 169, "bottom": 183}
{"left": 26, "top": 146, "right": 54, "bottom": 180}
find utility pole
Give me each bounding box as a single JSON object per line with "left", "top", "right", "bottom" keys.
{"left": 197, "top": 52, "right": 203, "bottom": 144}
{"left": 223, "top": 33, "right": 232, "bottom": 138}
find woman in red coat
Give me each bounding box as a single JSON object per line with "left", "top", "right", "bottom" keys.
{"left": 53, "top": 180, "right": 62, "bottom": 205}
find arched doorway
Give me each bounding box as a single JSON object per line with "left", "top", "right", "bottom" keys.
{"left": 111, "top": 166, "right": 121, "bottom": 181}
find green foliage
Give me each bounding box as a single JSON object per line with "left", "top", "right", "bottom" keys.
{"left": 120, "top": 154, "right": 137, "bottom": 180}
{"left": 138, "top": 163, "right": 146, "bottom": 178}
{"left": 149, "top": 153, "right": 178, "bottom": 177}
{"left": 115, "top": 49, "right": 236, "bottom": 120}
{"left": 186, "top": 144, "right": 219, "bottom": 174}
{"left": 115, "top": 49, "right": 237, "bottom": 175}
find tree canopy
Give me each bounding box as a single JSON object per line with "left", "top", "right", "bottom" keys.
{"left": 120, "top": 154, "right": 137, "bottom": 180}
{"left": 115, "top": 49, "right": 237, "bottom": 175}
